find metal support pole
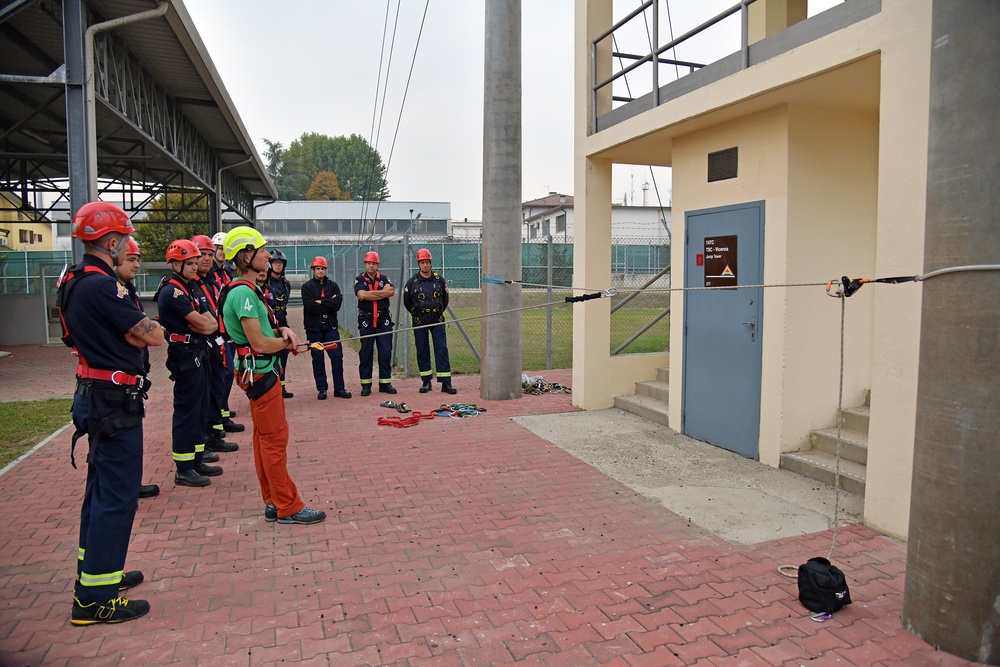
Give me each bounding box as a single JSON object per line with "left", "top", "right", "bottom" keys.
{"left": 396, "top": 231, "right": 411, "bottom": 373}
{"left": 902, "top": 2, "right": 1000, "bottom": 664}
{"left": 481, "top": 0, "right": 522, "bottom": 400}
{"left": 446, "top": 303, "right": 481, "bottom": 364}
{"left": 546, "top": 234, "right": 553, "bottom": 369}
{"left": 741, "top": 0, "right": 750, "bottom": 69}
{"left": 651, "top": 0, "right": 659, "bottom": 107}
{"left": 63, "top": 0, "right": 88, "bottom": 263}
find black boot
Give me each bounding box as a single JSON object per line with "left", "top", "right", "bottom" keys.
{"left": 194, "top": 462, "right": 223, "bottom": 477}
{"left": 138, "top": 484, "right": 159, "bottom": 499}
{"left": 441, "top": 381, "right": 457, "bottom": 395}
{"left": 419, "top": 379, "right": 432, "bottom": 393}
{"left": 206, "top": 434, "right": 239, "bottom": 453}
{"left": 174, "top": 469, "right": 210, "bottom": 487}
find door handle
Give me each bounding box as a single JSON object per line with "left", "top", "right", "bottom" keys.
{"left": 741, "top": 315, "right": 756, "bottom": 342}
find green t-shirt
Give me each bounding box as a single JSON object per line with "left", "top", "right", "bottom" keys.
{"left": 222, "top": 282, "right": 278, "bottom": 374}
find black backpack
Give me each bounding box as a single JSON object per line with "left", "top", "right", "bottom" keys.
{"left": 797, "top": 557, "right": 852, "bottom": 615}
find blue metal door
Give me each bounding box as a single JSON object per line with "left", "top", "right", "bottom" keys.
{"left": 682, "top": 202, "right": 764, "bottom": 459}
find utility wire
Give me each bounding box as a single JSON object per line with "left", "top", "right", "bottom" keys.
{"left": 368, "top": 0, "right": 431, "bottom": 243}
{"left": 360, "top": 1, "right": 401, "bottom": 246}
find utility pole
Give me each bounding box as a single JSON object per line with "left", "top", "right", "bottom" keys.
{"left": 902, "top": 2, "right": 1000, "bottom": 664}
{"left": 481, "top": 0, "right": 522, "bottom": 400}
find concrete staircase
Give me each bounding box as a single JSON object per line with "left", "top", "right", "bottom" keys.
{"left": 780, "top": 394, "right": 870, "bottom": 496}
{"left": 614, "top": 367, "right": 670, "bottom": 428}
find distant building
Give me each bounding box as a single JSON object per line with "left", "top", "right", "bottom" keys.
{"left": 234, "top": 197, "right": 671, "bottom": 245}
{"left": 0, "top": 192, "right": 53, "bottom": 251}
{"left": 521, "top": 193, "right": 671, "bottom": 242}
{"left": 227, "top": 201, "right": 451, "bottom": 244}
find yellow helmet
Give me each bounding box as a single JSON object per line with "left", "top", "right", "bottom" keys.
{"left": 223, "top": 226, "right": 266, "bottom": 261}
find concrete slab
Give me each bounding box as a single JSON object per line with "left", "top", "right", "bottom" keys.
{"left": 515, "top": 408, "right": 863, "bottom": 545}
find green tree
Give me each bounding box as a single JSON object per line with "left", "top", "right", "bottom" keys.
{"left": 262, "top": 138, "right": 284, "bottom": 182}
{"left": 132, "top": 192, "right": 210, "bottom": 260}
{"left": 279, "top": 132, "right": 388, "bottom": 201}
{"left": 306, "top": 171, "right": 350, "bottom": 201}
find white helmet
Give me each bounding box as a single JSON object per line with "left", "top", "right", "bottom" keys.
{"left": 211, "top": 231, "right": 227, "bottom": 247}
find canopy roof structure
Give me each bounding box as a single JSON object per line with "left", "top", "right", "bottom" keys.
{"left": 0, "top": 0, "right": 276, "bottom": 226}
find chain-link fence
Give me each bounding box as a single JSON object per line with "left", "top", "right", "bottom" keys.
{"left": 276, "top": 236, "right": 669, "bottom": 377}
{"left": 1, "top": 238, "right": 670, "bottom": 374}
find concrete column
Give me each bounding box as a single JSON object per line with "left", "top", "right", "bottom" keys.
{"left": 571, "top": 157, "right": 613, "bottom": 409}
{"left": 481, "top": 0, "right": 522, "bottom": 400}
{"left": 902, "top": 2, "right": 1000, "bottom": 664}
{"left": 748, "top": 0, "right": 807, "bottom": 44}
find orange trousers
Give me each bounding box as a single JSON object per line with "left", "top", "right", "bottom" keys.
{"left": 238, "top": 373, "right": 305, "bottom": 518}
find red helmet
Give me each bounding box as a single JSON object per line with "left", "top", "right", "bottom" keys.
{"left": 71, "top": 201, "right": 133, "bottom": 240}
{"left": 364, "top": 251, "right": 380, "bottom": 264}
{"left": 190, "top": 234, "right": 214, "bottom": 252}
{"left": 165, "top": 239, "right": 200, "bottom": 263}
{"left": 310, "top": 256, "right": 328, "bottom": 269}
{"left": 125, "top": 237, "right": 141, "bottom": 256}
{"left": 415, "top": 248, "right": 432, "bottom": 262}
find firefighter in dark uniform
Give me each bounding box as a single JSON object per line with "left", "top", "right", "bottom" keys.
{"left": 403, "top": 248, "right": 457, "bottom": 394}
{"left": 156, "top": 239, "right": 223, "bottom": 487}
{"left": 265, "top": 249, "right": 296, "bottom": 398}
{"left": 60, "top": 201, "right": 163, "bottom": 624}
{"left": 302, "top": 255, "right": 351, "bottom": 400}
{"left": 191, "top": 234, "right": 241, "bottom": 454}
{"left": 354, "top": 251, "right": 396, "bottom": 396}
{"left": 114, "top": 237, "right": 164, "bottom": 498}
{"left": 209, "top": 231, "right": 239, "bottom": 427}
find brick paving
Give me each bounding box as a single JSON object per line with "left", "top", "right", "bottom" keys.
{"left": 0, "top": 311, "right": 987, "bottom": 666}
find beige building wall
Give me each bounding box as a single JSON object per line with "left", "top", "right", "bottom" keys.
{"left": 783, "top": 104, "right": 878, "bottom": 457}
{"left": 574, "top": 0, "right": 933, "bottom": 537}
{"left": 864, "top": 0, "right": 933, "bottom": 538}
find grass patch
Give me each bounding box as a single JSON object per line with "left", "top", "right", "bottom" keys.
{"left": 0, "top": 398, "right": 73, "bottom": 469}
{"left": 345, "top": 290, "right": 669, "bottom": 377}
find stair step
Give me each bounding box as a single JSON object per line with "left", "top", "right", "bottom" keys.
{"left": 811, "top": 427, "right": 868, "bottom": 465}
{"left": 614, "top": 393, "right": 669, "bottom": 428}
{"left": 780, "top": 450, "right": 866, "bottom": 496}
{"left": 840, "top": 405, "right": 870, "bottom": 433}
{"left": 656, "top": 367, "right": 669, "bottom": 383}
{"left": 635, "top": 380, "right": 669, "bottom": 402}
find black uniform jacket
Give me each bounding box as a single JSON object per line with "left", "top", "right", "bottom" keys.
{"left": 301, "top": 277, "right": 343, "bottom": 330}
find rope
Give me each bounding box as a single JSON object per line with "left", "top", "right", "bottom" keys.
{"left": 377, "top": 412, "right": 435, "bottom": 428}
{"left": 829, "top": 292, "right": 846, "bottom": 560}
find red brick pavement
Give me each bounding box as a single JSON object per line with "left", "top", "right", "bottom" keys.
{"left": 0, "top": 319, "right": 987, "bottom": 666}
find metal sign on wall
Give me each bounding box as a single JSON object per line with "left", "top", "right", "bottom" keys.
{"left": 704, "top": 235, "right": 737, "bottom": 287}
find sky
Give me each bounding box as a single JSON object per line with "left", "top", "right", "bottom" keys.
{"left": 182, "top": 0, "right": 841, "bottom": 222}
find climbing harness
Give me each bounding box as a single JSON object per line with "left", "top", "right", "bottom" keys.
{"left": 435, "top": 403, "right": 486, "bottom": 418}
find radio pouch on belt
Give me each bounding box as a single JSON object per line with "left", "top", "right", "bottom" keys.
{"left": 165, "top": 346, "right": 206, "bottom": 381}
{"left": 70, "top": 381, "right": 146, "bottom": 469}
